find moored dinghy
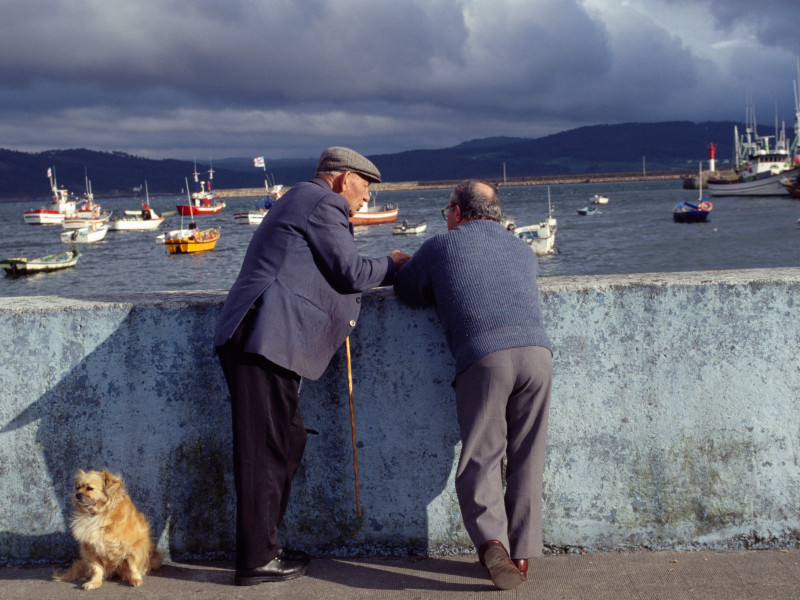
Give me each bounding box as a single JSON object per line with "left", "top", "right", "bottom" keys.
{"left": 61, "top": 223, "right": 109, "bottom": 243}
{"left": 674, "top": 162, "right": 713, "bottom": 223}
{"left": 1, "top": 246, "right": 81, "bottom": 275}
{"left": 392, "top": 220, "right": 427, "bottom": 234}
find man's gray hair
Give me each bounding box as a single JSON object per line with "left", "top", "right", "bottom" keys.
{"left": 452, "top": 180, "right": 502, "bottom": 221}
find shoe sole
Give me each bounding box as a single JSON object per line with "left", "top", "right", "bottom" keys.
{"left": 483, "top": 547, "right": 523, "bottom": 590}
{"left": 235, "top": 565, "right": 306, "bottom": 586}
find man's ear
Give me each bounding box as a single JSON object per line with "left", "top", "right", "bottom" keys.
{"left": 331, "top": 172, "right": 350, "bottom": 193}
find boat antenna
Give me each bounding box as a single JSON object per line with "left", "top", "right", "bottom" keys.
{"left": 183, "top": 176, "right": 192, "bottom": 230}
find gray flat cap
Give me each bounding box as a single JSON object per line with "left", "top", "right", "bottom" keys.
{"left": 316, "top": 146, "right": 382, "bottom": 183}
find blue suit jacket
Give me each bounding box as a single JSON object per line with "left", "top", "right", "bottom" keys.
{"left": 213, "top": 178, "right": 394, "bottom": 380}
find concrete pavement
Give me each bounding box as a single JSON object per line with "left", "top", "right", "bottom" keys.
{"left": 4, "top": 549, "right": 800, "bottom": 599}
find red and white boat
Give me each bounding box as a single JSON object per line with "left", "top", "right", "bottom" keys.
{"left": 23, "top": 167, "right": 77, "bottom": 225}
{"left": 62, "top": 175, "right": 112, "bottom": 229}
{"left": 176, "top": 163, "right": 226, "bottom": 215}
{"left": 349, "top": 196, "right": 399, "bottom": 225}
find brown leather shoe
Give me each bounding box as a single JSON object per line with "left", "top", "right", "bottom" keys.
{"left": 478, "top": 541, "right": 523, "bottom": 590}
{"left": 513, "top": 558, "right": 528, "bottom": 581}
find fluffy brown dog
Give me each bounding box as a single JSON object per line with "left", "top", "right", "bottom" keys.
{"left": 53, "top": 469, "right": 162, "bottom": 590}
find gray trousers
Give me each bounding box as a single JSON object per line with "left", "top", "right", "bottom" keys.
{"left": 453, "top": 346, "right": 552, "bottom": 559}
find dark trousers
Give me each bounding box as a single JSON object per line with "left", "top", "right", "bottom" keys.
{"left": 217, "top": 316, "right": 307, "bottom": 571}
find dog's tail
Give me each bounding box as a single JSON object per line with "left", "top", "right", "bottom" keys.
{"left": 149, "top": 550, "right": 163, "bottom": 571}
{"left": 52, "top": 559, "right": 89, "bottom": 581}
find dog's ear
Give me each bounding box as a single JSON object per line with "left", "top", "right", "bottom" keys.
{"left": 103, "top": 470, "right": 123, "bottom": 497}
{"left": 73, "top": 469, "right": 86, "bottom": 486}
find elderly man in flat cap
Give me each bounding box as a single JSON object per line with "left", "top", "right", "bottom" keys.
{"left": 215, "top": 147, "right": 410, "bottom": 587}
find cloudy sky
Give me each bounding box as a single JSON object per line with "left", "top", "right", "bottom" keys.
{"left": 3, "top": 0, "right": 800, "bottom": 161}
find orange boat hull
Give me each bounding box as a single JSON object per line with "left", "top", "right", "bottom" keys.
{"left": 349, "top": 208, "right": 399, "bottom": 225}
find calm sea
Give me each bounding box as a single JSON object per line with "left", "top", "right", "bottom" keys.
{"left": 1, "top": 180, "right": 799, "bottom": 298}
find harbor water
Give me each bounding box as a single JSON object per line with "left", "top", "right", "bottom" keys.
{"left": 1, "top": 179, "right": 799, "bottom": 298}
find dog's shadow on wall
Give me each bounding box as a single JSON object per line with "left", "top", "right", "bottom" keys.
{"left": 0, "top": 300, "right": 233, "bottom": 564}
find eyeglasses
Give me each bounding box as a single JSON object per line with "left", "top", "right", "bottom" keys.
{"left": 441, "top": 204, "right": 455, "bottom": 220}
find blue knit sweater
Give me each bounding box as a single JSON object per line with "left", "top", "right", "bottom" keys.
{"left": 394, "top": 219, "right": 552, "bottom": 374}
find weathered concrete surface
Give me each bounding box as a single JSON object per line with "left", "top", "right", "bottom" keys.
{"left": 1, "top": 268, "right": 799, "bottom": 564}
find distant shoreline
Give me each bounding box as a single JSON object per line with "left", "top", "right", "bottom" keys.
{"left": 5, "top": 169, "right": 724, "bottom": 202}
{"left": 214, "top": 169, "right": 712, "bottom": 198}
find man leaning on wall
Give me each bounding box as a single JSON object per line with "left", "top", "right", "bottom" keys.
{"left": 394, "top": 179, "right": 553, "bottom": 590}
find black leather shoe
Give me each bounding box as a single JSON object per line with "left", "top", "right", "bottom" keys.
{"left": 234, "top": 557, "right": 307, "bottom": 586}
{"left": 279, "top": 547, "right": 310, "bottom": 565}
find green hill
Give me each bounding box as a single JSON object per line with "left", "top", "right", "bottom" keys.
{"left": 0, "top": 121, "right": 743, "bottom": 199}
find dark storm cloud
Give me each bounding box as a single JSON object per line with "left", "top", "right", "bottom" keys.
{"left": 2, "top": 0, "right": 800, "bottom": 160}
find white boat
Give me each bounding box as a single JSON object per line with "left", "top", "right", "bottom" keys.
{"left": 23, "top": 167, "right": 77, "bottom": 225}
{"left": 108, "top": 211, "right": 164, "bottom": 230}
{"left": 707, "top": 64, "right": 800, "bottom": 197}
{"left": 511, "top": 187, "right": 557, "bottom": 255}
{"left": 61, "top": 223, "right": 109, "bottom": 243}
{"left": 233, "top": 209, "right": 267, "bottom": 225}
{"left": 392, "top": 221, "right": 427, "bottom": 234}
{"left": 591, "top": 194, "right": 609, "bottom": 204}
{"left": 233, "top": 179, "right": 283, "bottom": 225}
{"left": 109, "top": 182, "right": 165, "bottom": 230}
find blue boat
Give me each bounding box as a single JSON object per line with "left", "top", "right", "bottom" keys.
{"left": 673, "top": 200, "right": 712, "bottom": 223}
{"left": 674, "top": 162, "right": 713, "bottom": 222}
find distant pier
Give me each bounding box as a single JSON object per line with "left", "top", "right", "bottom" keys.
{"left": 213, "top": 170, "right": 696, "bottom": 198}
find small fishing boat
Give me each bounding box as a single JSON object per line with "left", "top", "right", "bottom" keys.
{"left": 233, "top": 209, "right": 267, "bottom": 225}
{"left": 392, "top": 220, "right": 427, "bottom": 234}
{"left": 163, "top": 224, "right": 220, "bottom": 254}
{"left": 235, "top": 160, "right": 284, "bottom": 225}
{"left": 23, "top": 167, "right": 77, "bottom": 225}
{"left": 1, "top": 246, "right": 81, "bottom": 275}
{"left": 672, "top": 200, "right": 713, "bottom": 223}
{"left": 61, "top": 223, "right": 108, "bottom": 244}
{"left": 577, "top": 205, "right": 598, "bottom": 216}
{"left": 511, "top": 187, "right": 557, "bottom": 255}
{"left": 176, "top": 163, "right": 226, "bottom": 215}
{"left": 109, "top": 210, "right": 164, "bottom": 230}
{"left": 350, "top": 195, "right": 399, "bottom": 225}
{"left": 108, "top": 182, "right": 165, "bottom": 230}
{"left": 674, "top": 163, "right": 713, "bottom": 223}
{"left": 233, "top": 186, "right": 283, "bottom": 225}
{"left": 590, "top": 194, "right": 609, "bottom": 205}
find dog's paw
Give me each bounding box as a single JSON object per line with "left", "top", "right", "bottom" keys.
{"left": 129, "top": 577, "right": 143, "bottom": 587}
{"left": 82, "top": 580, "right": 102, "bottom": 590}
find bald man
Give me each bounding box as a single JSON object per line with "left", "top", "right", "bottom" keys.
{"left": 393, "top": 179, "right": 552, "bottom": 590}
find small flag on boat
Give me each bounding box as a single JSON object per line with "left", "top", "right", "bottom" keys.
{"left": 46, "top": 168, "right": 52, "bottom": 178}
{"left": 253, "top": 156, "right": 265, "bottom": 168}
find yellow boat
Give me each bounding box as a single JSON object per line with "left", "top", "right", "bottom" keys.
{"left": 164, "top": 227, "right": 220, "bottom": 254}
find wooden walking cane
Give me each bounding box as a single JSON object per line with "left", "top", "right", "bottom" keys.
{"left": 345, "top": 337, "right": 362, "bottom": 516}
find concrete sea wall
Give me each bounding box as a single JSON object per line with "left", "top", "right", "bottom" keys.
{"left": 1, "top": 268, "right": 800, "bottom": 563}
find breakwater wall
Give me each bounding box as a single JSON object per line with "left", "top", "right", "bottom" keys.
{"left": 2, "top": 267, "right": 800, "bottom": 564}
{"left": 213, "top": 171, "right": 692, "bottom": 197}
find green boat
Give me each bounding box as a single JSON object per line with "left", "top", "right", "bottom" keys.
{"left": 1, "top": 246, "right": 81, "bottom": 276}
